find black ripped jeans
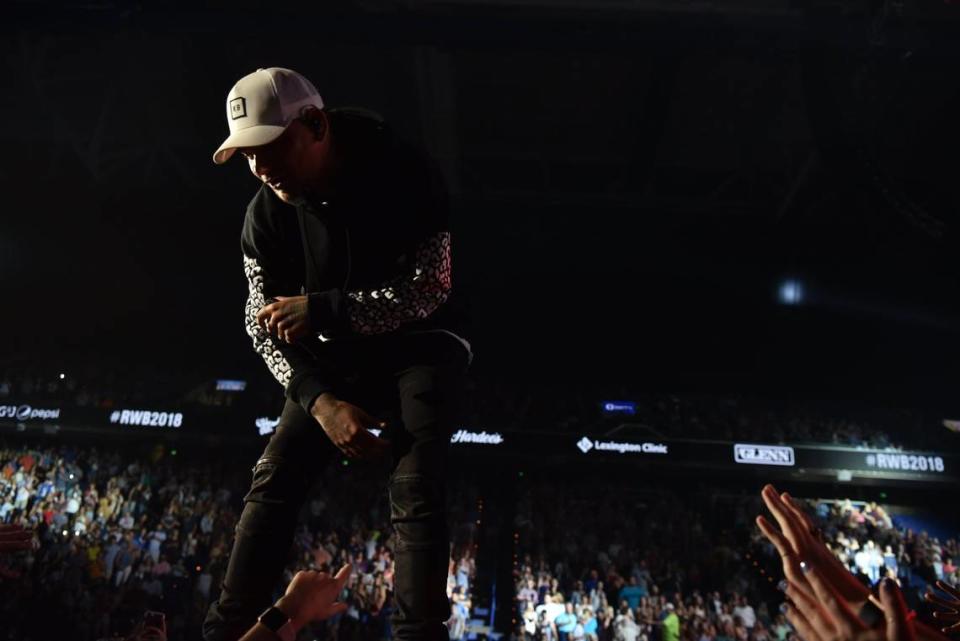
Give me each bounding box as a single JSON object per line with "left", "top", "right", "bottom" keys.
{"left": 203, "top": 332, "right": 469, "bottom": 641}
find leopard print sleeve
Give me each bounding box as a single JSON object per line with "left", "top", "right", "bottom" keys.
{"left": 345, "top": 231, "right": 452, "bottom": 335}
{"left": 243, "top": 255, "right": 293, "bottom": 387}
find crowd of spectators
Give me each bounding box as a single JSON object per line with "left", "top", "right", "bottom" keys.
{"left": 511, "top": 479, "right": 773, "bottom": 641}
{"left": 512, "top": 478, "right": 958, "bottom": 641}
{"left": 0, "top": 438, "right": 479, "bottom": 641}
{"left": 2, "top": 430, "right": 957, "bottom": 641}
{"left": 811, "top": 498, "right": 959, "bottom": 592}
{"left": 3, "top": 364, "right": 958, "bottom": 641}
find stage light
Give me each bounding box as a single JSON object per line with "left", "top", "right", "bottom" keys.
{"left": 778, "top": 280, "right": 804, "bottom": 305}
{"left": 59, "top": 373, "right": 65, "bottom": 380}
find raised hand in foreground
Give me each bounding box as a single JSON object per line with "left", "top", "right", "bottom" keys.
{"left": 756, "top": 483, "right": 870, "bottom": 607}
{"left": 239, "top": 564, "right": 352, "bottom": 641}
{"left": 926, "top": 580, "right": 960, "bottom": 635}
{"left": 276, "top": 564, "right": 353, "bottom": 626}
{"left": 756, "top": 484, "right": 949, "bottom": 641}
{"left": 784, "top": 568, "right": 915, "bottom": 641}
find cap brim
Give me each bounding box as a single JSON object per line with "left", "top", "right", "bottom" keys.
{"left": 212, "top": 124, "right": 288, "bottom": 165}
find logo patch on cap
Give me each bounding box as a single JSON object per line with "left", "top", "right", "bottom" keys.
{"left": 230, "top": 97, "right": 247, "bottom": 120}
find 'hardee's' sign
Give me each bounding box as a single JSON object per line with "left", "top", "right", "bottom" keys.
{"left": 450, "top": 430, "right": 504, "bottom": 445}
{"left": 733, "top": 443, "right": 795, "bottom": 466}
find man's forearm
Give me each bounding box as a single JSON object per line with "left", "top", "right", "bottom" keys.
{"left": 308, "top": 232, "right": 453, "bottom": 337}
{"left": 309, "top": 392, "right": 339, "bottom": 419}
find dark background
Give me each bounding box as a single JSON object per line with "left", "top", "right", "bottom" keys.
{"left": 3, "top": 0, "right": 960, "bottom": 411}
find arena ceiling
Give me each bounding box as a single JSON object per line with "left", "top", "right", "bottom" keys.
{"left": 2, "top": 0, "right": 959, "bottom": 404}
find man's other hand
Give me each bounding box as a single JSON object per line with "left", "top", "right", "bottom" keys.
{"left": 257, "top": 295, "right": 310, "bottom": 344}
{"left": 310, "top": 394, "right": 391, "bottom": 460}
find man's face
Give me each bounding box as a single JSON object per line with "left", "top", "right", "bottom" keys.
{"left": 239, "top": 120, "right": 318, "bottom": 204}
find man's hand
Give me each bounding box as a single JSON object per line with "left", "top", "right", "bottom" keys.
{"left": 257, "top": 295, "right": 310, "bottom": 344}
{"left": 311, "top": 394, "right": 391, "bottom": 460}
{"left": 276, "top": 564, "right": 353, "bottom": 631}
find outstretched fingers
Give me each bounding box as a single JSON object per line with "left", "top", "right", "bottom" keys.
{"left": 803, "top": 566, "right": 864, "bottom": 638}
{"left": 926, "top": 580, "right": 960, "bottom": 632}
{"left": 333, "top": 563, "right": 352, "bottom": 592}
{"left": 782, "top": 492, "right": 820, "bottom": 536}
{"left": 783, "top": 600, "right": 823, "bottom": 641}
{"left": 935, "top": 580, "right": 960, "bottom": 603}
{"left": 878, "top": 578, "right": 916, "bottom": 641}
{"left": 785, "top": 575, "right": 842, "bottom": 638}
{"left": 761, "top": 485, "right": 810, "bottom": 554}
{"left": 925, "top": 592, "right": 959, "bottom": 614}
{"left": 757, "top": 515, "right": 813, "bottom": 597}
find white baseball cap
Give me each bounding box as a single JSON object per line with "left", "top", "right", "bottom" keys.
{"left": 212, "top": 67, "right": 325, "bottom": 165}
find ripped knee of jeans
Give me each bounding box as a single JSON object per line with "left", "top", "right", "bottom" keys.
{"left": 388, "top": 473, "right": 448, "bottom": 550}
{"left": 234, "top": 459, "right": 306, "bottom": 539}
{"left": 243, "top": 455, "right": 311, "bottom": 508}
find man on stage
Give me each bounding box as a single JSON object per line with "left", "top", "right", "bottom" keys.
{"left": 203, "top": 67, "right": 472, "bottom": 641}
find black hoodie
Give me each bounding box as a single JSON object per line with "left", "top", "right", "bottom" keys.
{"left": 240, "top": 108, "right": 472, "bottom": 415}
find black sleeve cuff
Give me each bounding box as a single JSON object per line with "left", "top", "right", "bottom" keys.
{"left": 307, "top": 289, "right": 350, "bottom": 336}
{"left": 286, "top": 374, "right": 337, "bottom": 417}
